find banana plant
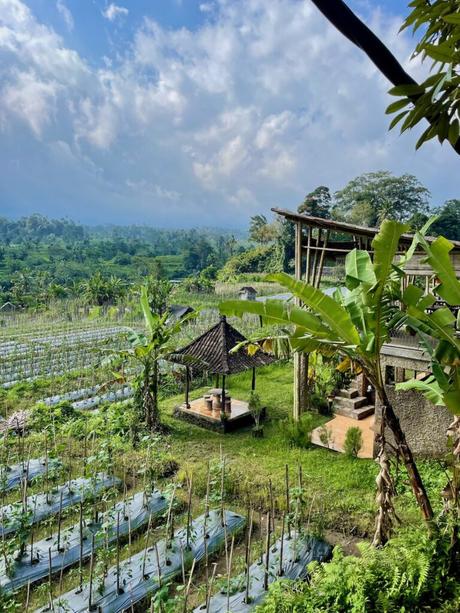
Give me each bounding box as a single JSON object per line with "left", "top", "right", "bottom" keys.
{"left": 112, "top": 286, "right": 196, "bottom": 432}
{"left": 220, "top": 219, "right": 434, "bottom": 528}
{"left": 396, "top": 232, "right": 460, "bottom": 565}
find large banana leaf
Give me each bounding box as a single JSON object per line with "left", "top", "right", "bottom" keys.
{"left": 372, "top": 219, "right": 408, "bottom": 289}
{"left": 416, "top": 234, "right": 460, "bottom": 305}
{"left": 265, "top": 272, "right": 360, "bottom": 347}
{"left": 396, "top": 376, "right": 446, "bottom": 406}
{"left": 220, "top": 298, "right": 344, "bottom": 344}
{"left": 345, "top": 249, "right": 376, "bottom": 289}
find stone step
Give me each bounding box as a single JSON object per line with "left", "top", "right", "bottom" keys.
{"left": 333, "top": 395, "right": 368, "bottom": 410}
{"left": 337, "top": 387, "right": 359, "bottom": 399}
{"left": 334, "top": 404, "right": 375, "bottom": 420}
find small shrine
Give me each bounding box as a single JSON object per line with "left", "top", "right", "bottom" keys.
{"left": 169, "top": 316, "right": 274, "bottom": 432}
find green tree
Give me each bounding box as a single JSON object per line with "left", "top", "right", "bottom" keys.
{"left": 221, "top": 219, "right": 434, "bottom": 536}
{"left": 298, "top": 186, "right": 331, "bottom": 218}
{"left": 310, "top": 0, "right": 460, "bottom": 155}
{"left": 432, "top": 199, "right": 460, "bottom": 241}
{"left": 249, "top": 214, "right": 279, "bottom": 244}
{"left": 334, "top": 171, "right": 430, "bottom": 226}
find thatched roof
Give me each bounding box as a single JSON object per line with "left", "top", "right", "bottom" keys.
{"left": 168, "top": 316, "right": 274, "bottom": 375}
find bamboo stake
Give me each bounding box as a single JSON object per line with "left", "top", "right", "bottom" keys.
{"left": 183, "top": 557, "right": 196, "bottom": 613}
{"left": 278, "top": 514, "right": 285, "bottom": 576}
{"left": 263, "top": 510, "right": 271, "bottom": 591}
{"left": 226, "top": 536, "right": 235, "bottom": 613}
{"left": 116, "top": 511, "right": 121, "bottom": 594}
{"left": 79, "top": 501, "right": 84, "bottom": 592}
{"left": 88, "top": 534, "right": 95, "bottom": 611}
{"left": 244, "top": 510, "right": 254, "bottom": 604}
{"left": 186, "top": 474, "right": 193, "bottom": 550}
{"left": 206, "top": 562, "right": 218, "bottom": 613}
{"left": 285, "top": 465, "right": 291, "bottom": 539}
{"left": 57, "top": 490, "right": 64, "bottom": 551}
{"left": 142, "top": 513, "right": 153, "bottom": 579}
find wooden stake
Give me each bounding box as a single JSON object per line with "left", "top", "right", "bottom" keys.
{"left": 278, "top": 514, "right": 285, "bottom": 576}
{"left": 183, "top": 557, "right": 196, "bottom": 613}
{"left": 206, "top": 562, "right": 218, "bottom": 613}
{"left": 263, "top": 511, "right": 271, "bottom": 591}
{"left": 244, "top": 510, "right": 254, "bottom": 605}
{"left": 226, "top": 536, "right": 235, "bottom": 613}
{"left": 285, "top": 465, "right": 291, "bottom": 539}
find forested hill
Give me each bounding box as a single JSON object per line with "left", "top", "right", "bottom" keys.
{"left": 0, "top": 215, "right": 245, "bottom": 303}
{"left": 0, "top": 214, "right": 244, "bottom": 246}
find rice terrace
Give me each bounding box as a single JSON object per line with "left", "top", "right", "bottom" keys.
{"left": 1, "top": 0, "right": 460, "bottom": 611}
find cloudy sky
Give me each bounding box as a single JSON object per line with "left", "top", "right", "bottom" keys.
{"left": 0, "top": 0, "right": 458, "bottom": 228}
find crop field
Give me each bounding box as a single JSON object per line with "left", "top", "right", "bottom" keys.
{"left": 0, "top": 294, "right": 449, "bottom": 613}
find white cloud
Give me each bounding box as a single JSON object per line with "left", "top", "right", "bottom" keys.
{"left": 102, "top": 3, "right": 129, "bottom": 22}
{"left": 56, "top": 0, "right": 74, "bottom": 31}
{"left": 0, "top": 0, "right": 458, "bottom": 227}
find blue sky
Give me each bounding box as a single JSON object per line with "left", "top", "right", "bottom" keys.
{"left": 0, "top": 0, "right": 458, "bottom": 227}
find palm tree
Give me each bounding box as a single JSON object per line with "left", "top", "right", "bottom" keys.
{"left": 220, "top": 219, "right": 434, "bottom": 531}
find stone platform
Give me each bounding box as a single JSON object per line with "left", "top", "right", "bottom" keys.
{"left": 174, "top": 397, "right": 259, "bottom": 432}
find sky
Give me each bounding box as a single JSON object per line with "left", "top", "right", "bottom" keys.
{"left": 0, "top": 0, "right": 458, "bottom": 228}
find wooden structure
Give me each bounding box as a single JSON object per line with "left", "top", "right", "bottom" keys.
{"left": 273, "top": 207, "right": 460, "bottom": 421}
{"left": 238, "top": 286, "right": 257, "bottom": 301}
{"left": 169, "top": 315, "right": 274, "bottom": 431}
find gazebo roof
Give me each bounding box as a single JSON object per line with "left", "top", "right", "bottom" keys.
{"left": 169, "top": 316, "right": 274, "bottom": 375}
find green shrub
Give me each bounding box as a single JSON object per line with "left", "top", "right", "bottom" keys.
{"left": 30, "top": 400, "right": 76, "bottom": 431}
{"left": 257, "top": 528, "right": 457, "bottom": 613}
{"left": 344, "top": 427, "right": 363, "bottom": 458}
{"left": 279, "top": 414, "right": 314, "bottom": 448}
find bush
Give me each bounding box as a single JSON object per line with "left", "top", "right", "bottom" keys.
{"left": 279, "top": 414, "right": 314, "bottom": 448}
{"left": 30, "top": 400, "right": 76, "bottom": 431}
{"left": 257, "top": 528, "right": 458, "bottom": 613}
{"left": 344, "top": 427, "right": 363, "bottom": 458}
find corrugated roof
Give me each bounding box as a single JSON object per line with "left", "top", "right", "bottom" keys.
{"left": 168, "top": 316, "right": 275, "bottom": 375}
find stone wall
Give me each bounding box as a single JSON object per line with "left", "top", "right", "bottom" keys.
{"left": 375, "top": 385, "right": 452, "bottom": 458}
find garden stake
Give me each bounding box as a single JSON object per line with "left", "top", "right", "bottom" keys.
{"left": 182, "top": 557, "right": 196, "bottom": 613}
{"left": 186, "top": 474, "right": 193, "bottom": 550}
{"left": 205, "top": 461, "right": 211, "bottom": 518}
{"left": 264, "top": 510, "right": 271, "bottom": 591}
{"left": 58, "top": 547, "right": 66, "bottom": 595}
{"left": 220, "top": 456, "right": 226, "bottom": 526}
{"left": 48, "top": 546, "right": 53, "bottom": 606}
{"left": 154, "top": 542, "right": 162, "bottom": 587}
{"left": 180, "top": 545, "right": 186, "bottom": 585}
{"left": 88, "top": 533, "right": 96, "bottom": 611}
{"left": 116, "top": 511, "right": 121, "bottom": 594}
{"left": 278, "top": 514, "right": 286, "bottom": 576}
{"left": 226, "top": 536, "right": 235, "bottom": 613}
{"left": 25, "top": 580, "right": 31, "bottom": 613}
{"left": 285, "top": 465, "right": 291, "bottom": 539}
{"left": 142, "top": 513, "right": 153, "bottom": 578}
{"left": 204, "top": 505, "right": 209, "bottom": 596}
{"left": 244, "top": 509, "right": 254, "bottom": 605}
{"left": 206, "top": 562, "right": 218, "bottom": 613}
{"left": 259, "top": 511, "right": 263, "bottom": 563}
{"left": 78, "top": 501, "right": 84, "bottom": 592}
{"left": 269, "top": 479, "right": 275, "bottom": 532}
{"left": 57, "top": 490, "right": 64, "bottom": 551}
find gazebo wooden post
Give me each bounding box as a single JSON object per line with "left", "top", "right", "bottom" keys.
{"left": 221, "top": 375, "right": 226, "bottom": 414}
{"left": 251, "top": 367, "right": 256, "bottom": 391}
{"left": 293, "top": 220, "right": 309, "bottom": 421}
{"left": 185, "top": 367, "right": 190, "bottom": 408}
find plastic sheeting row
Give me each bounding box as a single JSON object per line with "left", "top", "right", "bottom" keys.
{"left": 194, "top": 532, "right": 332, "bottom": 612}
{"left": 0, "top": 474, "right": 120, "bottom": 537}
{"left": 38, "top": 509, "right": 246, "bottom": 613}
{"left": 0, "top": 458, "right": 61, "bottom": 493}
{"left": 0, "top": 490, "right": 169, "bottom": 592}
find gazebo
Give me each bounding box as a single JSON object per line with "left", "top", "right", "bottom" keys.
{"left": 169, "top": 316, "right": 274, "bottom": 431}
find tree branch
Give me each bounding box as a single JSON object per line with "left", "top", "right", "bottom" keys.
{"left": 310, "top": 0, "right": 460, "bottom": 156}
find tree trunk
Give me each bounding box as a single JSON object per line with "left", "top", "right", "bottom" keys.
{"left": 150, "top": 360, "right": 162, "bottom": 432}
{"left": 379, "top": 385, "right": 434, "bottom": 523}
